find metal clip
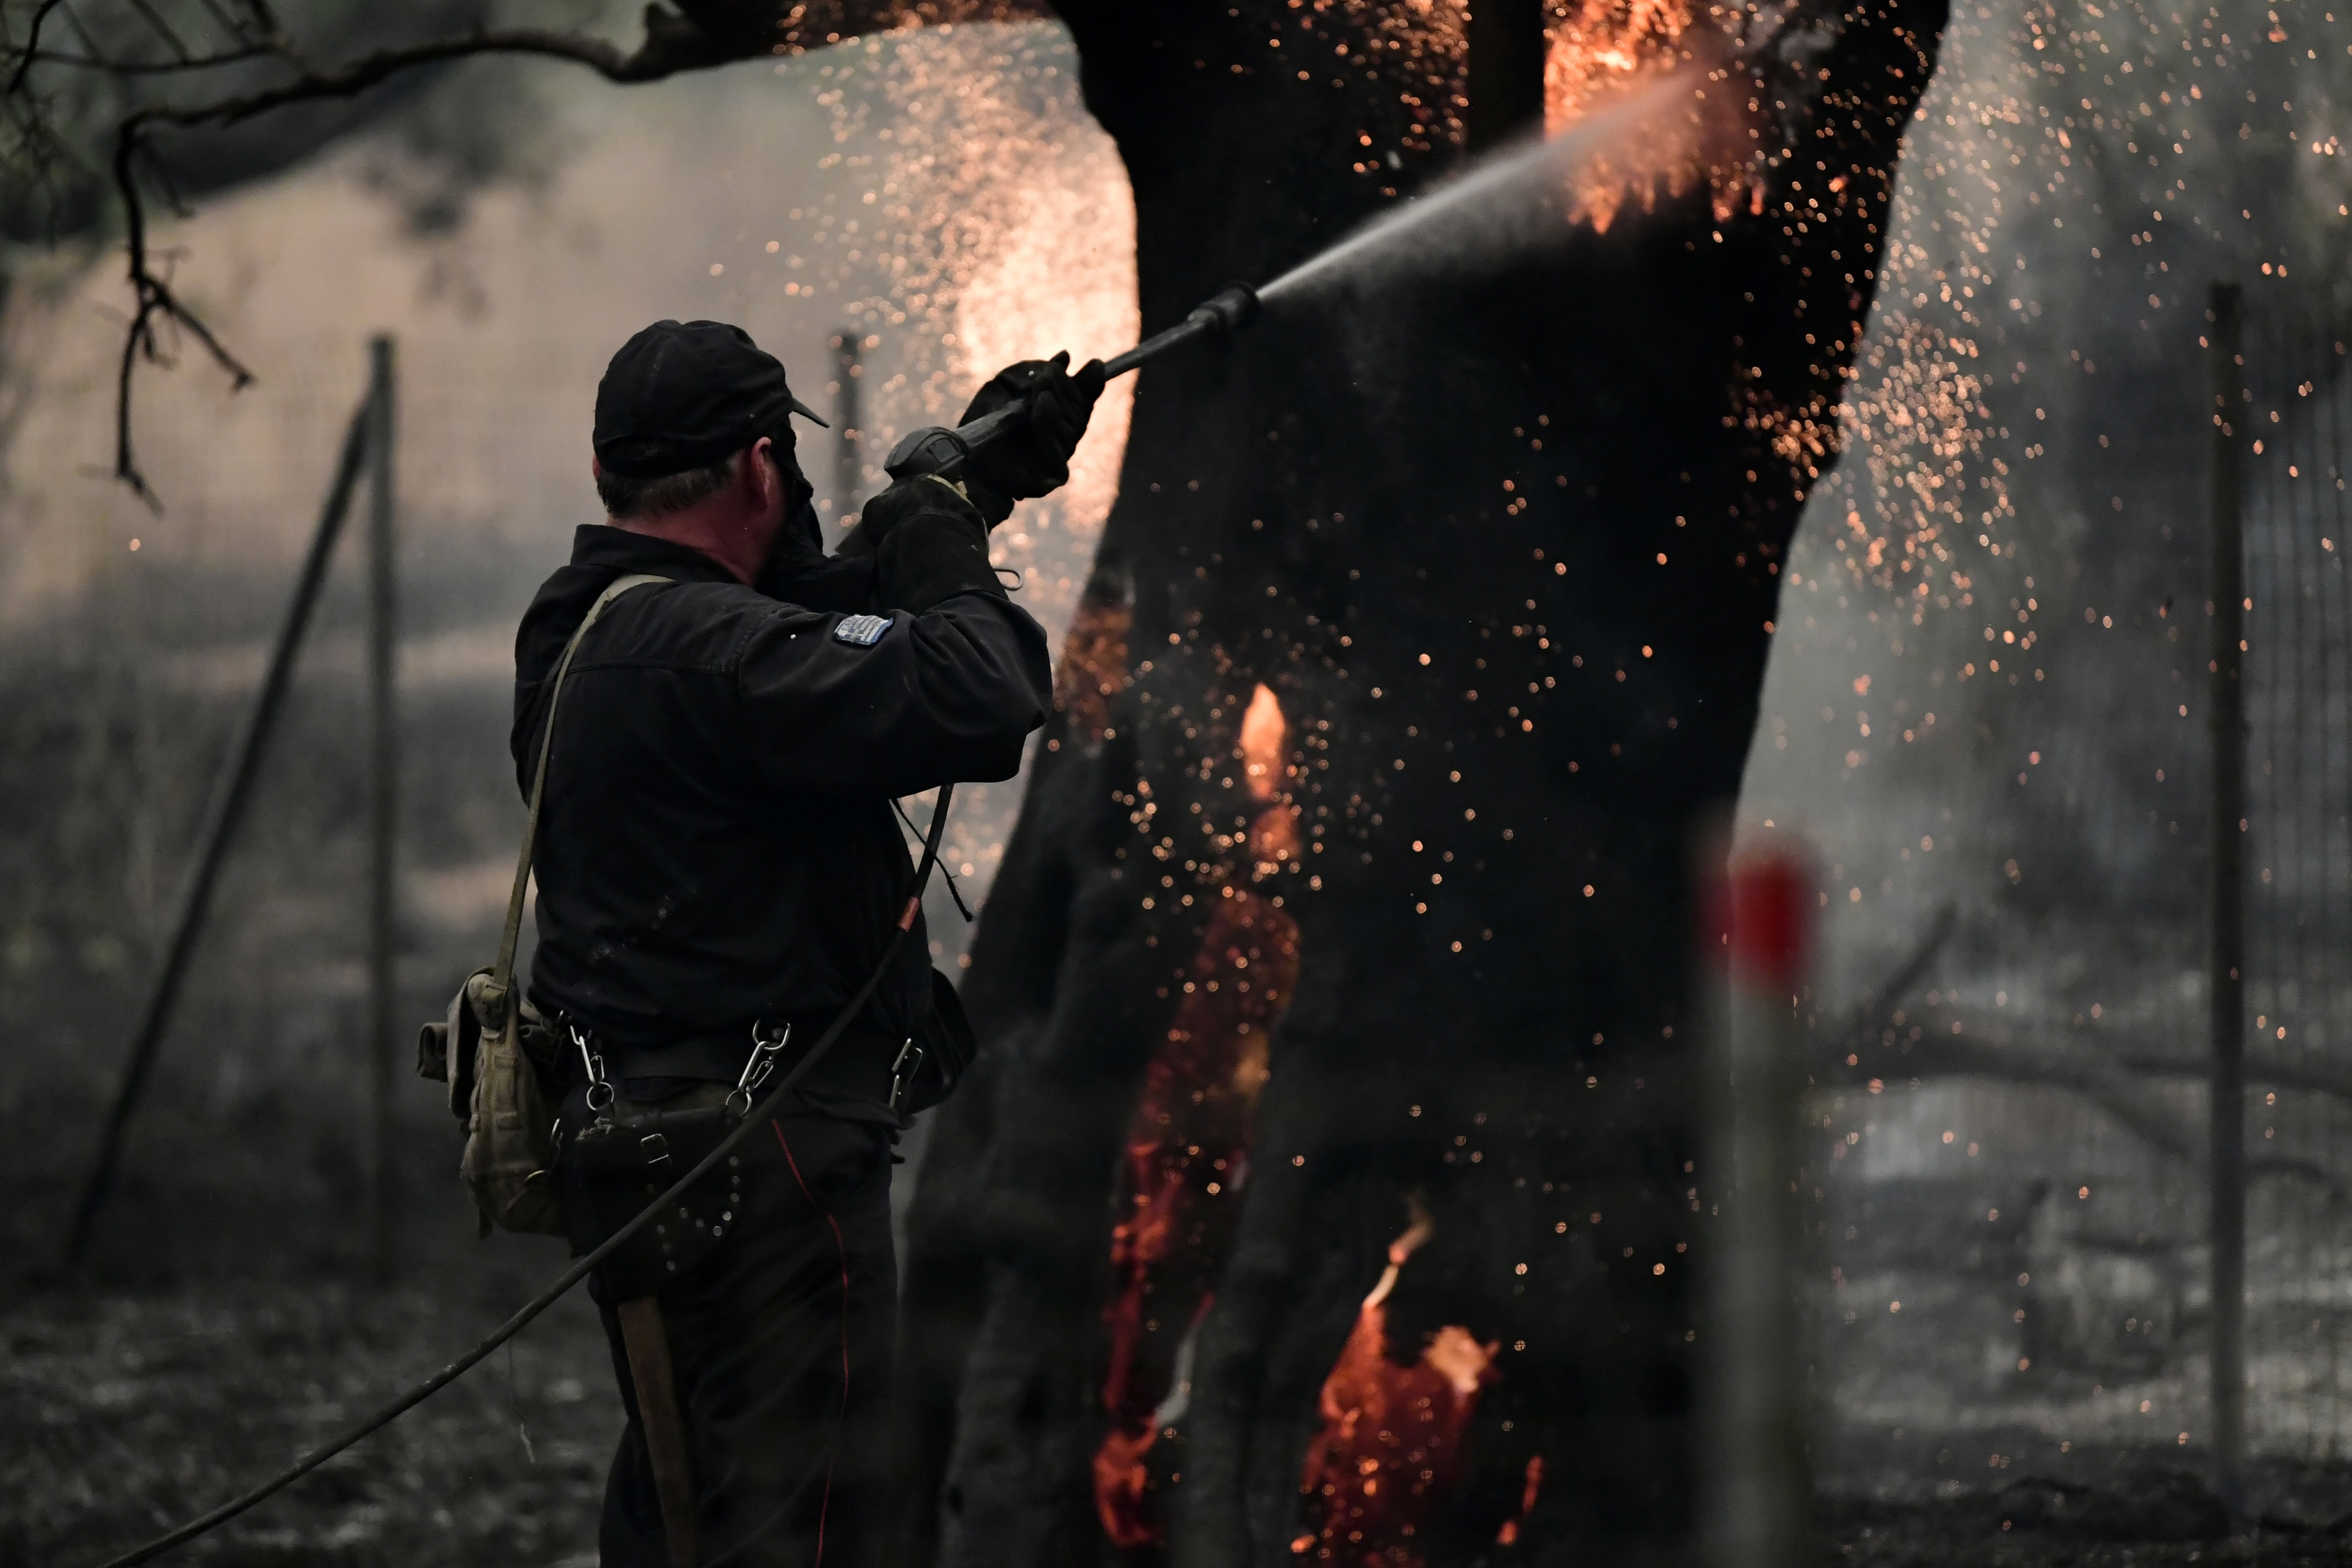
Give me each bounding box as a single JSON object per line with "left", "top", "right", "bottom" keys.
{"left": 640, "top": 1132, "right": 671, "bottom": 1168}
{"left": 889, "top": 1038, "right": 926, "bottom": 1114}
{"left": 572, "top": 1021, "right": 615, "bottom": 1118}
{"left": 728, "top": 1019, "right": 792, "bottom": 1119}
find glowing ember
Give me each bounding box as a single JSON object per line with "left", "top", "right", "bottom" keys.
{"left": 1094, "top": 683, "right": 1305, "bottom": 1546}
{"left": 1294, "top": 1214, "right": 1500, "bottom": 1566}
{"left": 790, "top": 23, "right": 1137, "bottom": 901}
{"left": 1340, "top": 0, "right": 1473, "bottom": 152}
{"left": 1054, "top": 590, "right": 1133, "bottom": 744}
{"left": 798, "top": 22, "right": 1136, "bottom": 638}
{"left": 1545, "top": 0, "right": 1690, "bottom": 131}
{"left": 1540, "top": 0, "right": 1762, "bottom": 234}
{"left": 1094, "top": 887, "right": 1301, "bottom": 1545}
{"left": 1493, "top": 1456, "right": 1545, "bottom": 1547}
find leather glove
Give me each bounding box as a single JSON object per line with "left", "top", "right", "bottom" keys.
{"left": 958, "top": 351, "right": 1107, "bottom": 525}
{"left": 855, "top": 475, "right": 1007, "bottom": 612}
{"left": 757, "top": 498, "right": 877, "bottom": 612}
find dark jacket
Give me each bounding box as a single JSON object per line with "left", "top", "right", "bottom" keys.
{"left": 510, "top": 490, "right": 1050, "bottom": 1063}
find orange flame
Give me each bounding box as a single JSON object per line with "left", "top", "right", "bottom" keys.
{"left": 1494, "top": 1456, "right": 1546, "bottom": 1547}
{"left": 1241, "top": 683, "right": 1286, "bottom": 801}
{"left": 1538, "top": 0, "right": 1788, "bottom": 235}
{"left": 1240, "top": 683, "right": 1302, "bottom": 874}
{"left": 1294, "top": 1218, "right": 1500, "bottom": 1566}
{"left": 1094, "top": 890, "right": 1300, "bottom": 1544}
{"left": 1094, "top": 688, "right": 1306, "bottom": 1547}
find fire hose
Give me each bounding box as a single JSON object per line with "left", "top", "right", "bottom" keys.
{"left": 83, "top": 282, "right": 1264, "bottom": 1568}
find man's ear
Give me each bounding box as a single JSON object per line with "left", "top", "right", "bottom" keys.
{"left": 591, "top": 455, "right": 603, "bottom": 480}
{"left": 747, "top": 438, "right": 779, "bottom": 510}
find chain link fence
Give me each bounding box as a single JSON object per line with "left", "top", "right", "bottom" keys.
{"left": 2240, "top": 307, "right": 2352, "bottom": 1467}
{"left": 1789, "top": 298, "right": 2352, "bottom": 1521}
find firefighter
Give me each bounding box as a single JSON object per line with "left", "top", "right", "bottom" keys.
{"left": 515, "top": 318, "right": 1100, "bottom": 1566}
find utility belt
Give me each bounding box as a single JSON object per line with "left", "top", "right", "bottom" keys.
{"left": 553, "top": 1015, "right": 920, "bottom": 1303}
{"left": 568, "top": 1015, "right": 929, "bottom": 1117}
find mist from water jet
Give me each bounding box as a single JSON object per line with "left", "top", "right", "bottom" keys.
{"left": 1259, "top": 74, "right": 1695, "bottom": 306}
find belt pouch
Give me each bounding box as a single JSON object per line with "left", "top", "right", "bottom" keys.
{"left": 558, "top": 1090, "right": 749, "bottom": 1302}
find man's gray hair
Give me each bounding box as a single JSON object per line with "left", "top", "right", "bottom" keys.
{"left": 598, "top": 451, "right": 738, "bottom": 520}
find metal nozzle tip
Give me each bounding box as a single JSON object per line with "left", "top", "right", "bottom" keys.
{"left": 1190, "top": 283, "right": 1263, "bottom": 335}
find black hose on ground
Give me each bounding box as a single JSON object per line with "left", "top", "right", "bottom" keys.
{"left": 87, "top": 783, "right": 958, "bottom": 1568}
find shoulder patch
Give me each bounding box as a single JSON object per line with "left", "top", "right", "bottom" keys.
{"left": 834, "top": 613, "right": 893, "bottom": 648}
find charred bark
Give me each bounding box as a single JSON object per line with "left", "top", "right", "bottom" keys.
{"left": 1466, "top": 0, "right": 1549, "bottom": 153}
{"left": 898, "top": 3, "right": 1950, "bottom": 1565}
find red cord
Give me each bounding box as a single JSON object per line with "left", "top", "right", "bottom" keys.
{"left": 772, "top": 1120, "right": 854, "bottom": 1568}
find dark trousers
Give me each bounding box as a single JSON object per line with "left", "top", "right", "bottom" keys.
{"left": 592, "top": 1113, "right": 897, "bottom": 1568}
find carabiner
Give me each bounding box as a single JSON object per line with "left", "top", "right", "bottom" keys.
{"left": 889, "top": 1039, "right": 926, "bottom": 1114}
{"left": 728, "top": 1019, "right": 792, "bottom": 1119}
{"left": 572, "top": 1021, "right": 615, "bottom": 1117}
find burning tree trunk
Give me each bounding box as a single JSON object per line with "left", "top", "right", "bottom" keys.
{"left": 892, "top": 4, "right": 1951, "bottom": 1565}
{"left": 15, "top": 0, "right": 1936, "bottom": 1559}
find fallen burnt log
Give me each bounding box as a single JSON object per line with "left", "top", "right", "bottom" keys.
{"left": 891, "top": 4, "right": 1952, "bottom": 1565}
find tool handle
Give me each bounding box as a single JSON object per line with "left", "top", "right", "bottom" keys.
{"left": 1100, "top": 315, "right": 1211, "bottom": 380}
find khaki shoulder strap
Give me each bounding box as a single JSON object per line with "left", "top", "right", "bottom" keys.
{"left": 490, "top": 572, "right": 670, "bottom": 1004}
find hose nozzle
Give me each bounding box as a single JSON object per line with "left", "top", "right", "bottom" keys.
{"left": 1189, "top": 283, "right": 1261, "bottom": 335}
{"left": 887, "top": 280, "right": 1265, "bottom": 483}
{"left": 1105, "top": 282, "right": 1260, "bottom": 378}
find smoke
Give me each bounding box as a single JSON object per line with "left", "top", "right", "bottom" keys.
{"left": 1742, "top": 0, "right": 2352, "bottom": 1468}
{"left": 1751, "top": 0, "right": 2350, "bottom": 990}
{"left": 0, "top": 19, "right": 1135, "bottom": 1271}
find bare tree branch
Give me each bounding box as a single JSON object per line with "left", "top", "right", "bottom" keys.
{"left": 1812, "top": 909, "right": 2352, "bottom": 1200}
{"left": 8, "top": 0, "right": 74, "bottom": 90}
{"left": 44, "top": 6, "right": 750, "bottom": 498}
{"left": 7, "top": 0, "right": 1056, "bottom": 500}
{"left": 1817, "top": 901, "right": 1957, "bottom": 1063}
{"left": 107, "top": 116, "right": 252, "bottom": 507}
{"left": 121, "top": 0, "right": 194, "bottom": 62}
{"left": 188, "top": 0, "right": 253, "bottom": 46}
{"left": 14, "top": 44, "right": 272, "bottom": 74}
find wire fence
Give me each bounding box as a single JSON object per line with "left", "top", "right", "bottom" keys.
{"left": 2241, "top": 307, "right": 2352, "bottom": 1463}
{"left": 1802, "top": 297, "right": 2352, "bottom": 1508}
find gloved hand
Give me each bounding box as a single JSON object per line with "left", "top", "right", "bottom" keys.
{"left": 958, "top": 351, "right": 1107, "bottom": 525}
{"left": 854, "top": 475, "right": 1006, "bottom": 612}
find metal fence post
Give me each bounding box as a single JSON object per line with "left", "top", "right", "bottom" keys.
{"left": 367, "top": 335, "right": 399, "bottom": 1284}
{"left": 65, "top": 388, "right": 377, "bottom": 1268}
{"left": 2208, "top": 280, "right": 2249, "bottom": 1516}
{"left": 1704, "top": 848, "right": 1816, "bottom": 1568}
{"left": 833, "top": 329, "right": 863, "bottom": 534}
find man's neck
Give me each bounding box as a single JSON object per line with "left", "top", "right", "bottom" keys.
{"left": 609, "top": 511, "right": 762, "bottom": 585}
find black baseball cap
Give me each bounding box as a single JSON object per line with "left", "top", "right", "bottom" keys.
{"left": 593, "top": 319, "right": 828, "bottom": 480}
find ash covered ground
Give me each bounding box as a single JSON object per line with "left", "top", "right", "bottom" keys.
{"left": 2, "top": 1273, "right": 615, "bottom": 1568}
{"left": 9, "top": 1278, "right": 2352, "bottom": 1568}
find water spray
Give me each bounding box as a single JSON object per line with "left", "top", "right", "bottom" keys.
{"left": 881, "top": 69, "right": 1706, "bottom": 488}
{"left": 884, "top": 283, "right": 1261, "bottom": 483}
